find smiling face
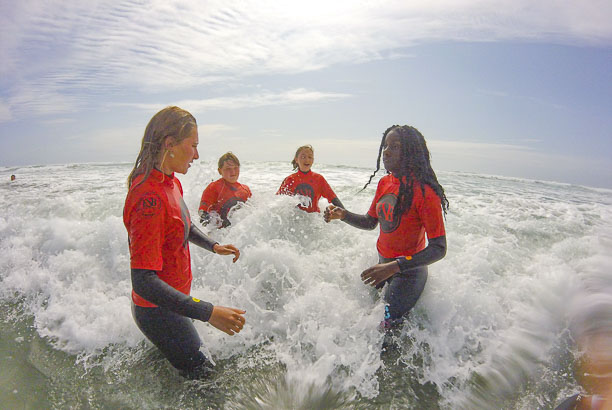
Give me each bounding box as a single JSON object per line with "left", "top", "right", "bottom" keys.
{"left": 219, "top": 160, "right": 240, "bottom": 184}
{"left": 164, "top": 128, "right": 199, "bottom": 174}
{"left": 295, "top": 148, "right": 314, "bottom": 173}
{"left": 382, "top": 130, "right": 403, "bottom": 176}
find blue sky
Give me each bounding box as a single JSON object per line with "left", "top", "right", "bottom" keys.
{"left": 1, "top": 0, "right": 611, "bottom": 187}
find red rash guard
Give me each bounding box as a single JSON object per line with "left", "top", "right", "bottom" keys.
{"left": 367, "top": 174, "right": 445, "bottom": 258}
{"left": 123, "top": 169, "right": 192, "bottom": 307}
{"left": 277, "top": 170, "right": 338, "bottom": 213}
{"left": 198, "top": 178, "right": 252, "bottom": 220}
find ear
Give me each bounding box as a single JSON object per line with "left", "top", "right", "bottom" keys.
{"left": 163, "top": 136, "right": 177, "bottom": 149}
{"left": 218, "top": 168, "right": 223, "bottom": 175}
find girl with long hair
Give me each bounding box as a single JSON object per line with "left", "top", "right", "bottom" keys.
{"left": 124, "top": 106, "right": 246, "bottom": 377}
{"left": 325, "top": 125, "right": 448, "bottom": 331}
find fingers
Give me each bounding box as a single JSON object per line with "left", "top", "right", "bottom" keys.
{"left": 216, "top": 244, "right": 241, "bottom": 262}
{"left": 361, "top": 268, "right": 378, "bottom": 287}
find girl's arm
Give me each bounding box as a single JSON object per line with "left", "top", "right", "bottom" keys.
{"left": 188, "top": 222, "right": 217, "bottom": 251}
{"left": 396, "top": 235, "right": 446, "bottom": 273}
{"left": 132, "top": 269, "right": 245, "bottom": 334}
{"left": 189, "top": 223, "right": 240, "bottom": 262}
{"left": 331, "top": 197, "right": 344, "bottom": 209}
{"left": 361, "top": 236, "right": 447, "bottom": 287}
{"left": 324, "top": 205, "right": 378, "bottom": 230}
{"left": 132, "top": 268, "right": 213, "bottom": 321}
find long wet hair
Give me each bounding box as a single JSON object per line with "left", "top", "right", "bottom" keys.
{"left": 362, "top": 125, "right": 449, "bottom": 219}
{"left": 291, "top": 145, "right": 314, "bottom": 171}
{"left": 127, "top": 106, "right": 197, "bottom": 188}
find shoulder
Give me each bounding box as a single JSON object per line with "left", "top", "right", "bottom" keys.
{"left": 377, "top": 174, "right": 394, "bottom": 188}
{"left": 174, "top": 176, "right": 183, "bottom": 194}
{"left": 207, "top": 178, "right": 224, "bottom": 189}
{"left": 126, "top": 181, "right": 167, "bottom": 219}
{"left": 419, "top": 183, "right": 440, "bottom": 201}
{"left": 312, "top": 171, "right": 326, "bottom": 181}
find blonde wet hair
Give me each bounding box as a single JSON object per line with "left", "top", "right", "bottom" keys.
{"left": 127, "top": 106, "right": 197, "bottom": 187}
{"left": 218, "top": 152, "right": 240, "bottom": 169}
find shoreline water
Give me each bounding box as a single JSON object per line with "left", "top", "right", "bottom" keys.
{"left": 1, "top": 161, "right": 611, "bottom": 408}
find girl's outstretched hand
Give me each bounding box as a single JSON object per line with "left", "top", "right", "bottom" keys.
{"left": 213, "top": 244, "right": 240, "bottom": 262}
{"left": 208, "top": 306, "right": 246, "bottom": 335}
{"left": 361, "top": 261, "right": 400, "bottom": 288}
{"left": 324, "top": 205, "right": 346, "bottom": 223}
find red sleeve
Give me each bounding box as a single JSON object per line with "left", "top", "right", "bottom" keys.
{"left": 418, "top": 185, "right": 446, "bottom": 239}
{"left": 367, "top": 178, "right": 385, "bottom": 218}
{"left": 319, "top": 175, "right": 337, "bottom": 202}
{"left": 199, "top": 181, "right": 219, "bottom": 212}
{"left": 277, "top": 176, "right": 293, "bottom": 195}
{"left": 126, "top": 190, "right": 165, "bottom": 270}
{"left": 246, "top": 185, "right": 252, "bottom": 198}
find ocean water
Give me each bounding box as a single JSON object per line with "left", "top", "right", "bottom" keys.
{"left": 1, "top": 161, "right": 611, "bottom": 409}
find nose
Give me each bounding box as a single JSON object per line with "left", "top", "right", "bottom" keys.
{"left": 194, "top": 148, "right": 199, "bottom": 160}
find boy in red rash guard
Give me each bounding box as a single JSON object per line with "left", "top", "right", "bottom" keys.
{"left": 199, "top": 152, "right": 251, "bottom": 228}
{"left": 277, "top": 144, "right": 344, "bottom": 213}
{"left": 325, "top": 125, "right": 449, "bottom": 332}
{"left": 124, "top": 106, "right": 246, "bottom": 378}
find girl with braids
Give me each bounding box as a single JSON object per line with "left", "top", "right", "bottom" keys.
{"left": 124, "top": 106, "right": 246, "bottom": 378}
{"left": 324, "top": 125, "right": 448, "bottom": 330}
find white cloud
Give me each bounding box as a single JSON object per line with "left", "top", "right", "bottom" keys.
{"left": 1, "top": 0, "right": 610, "bottom": 120}
{"left": 111, "top": 88, "right": 351, "bottom": 113}
{"left": 0, "top": 99, "right": 12, "bottom": 122}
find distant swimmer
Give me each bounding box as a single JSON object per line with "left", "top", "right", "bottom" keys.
{"left": 325, "top": 125, "right": 449, "bottom": 331}
{"left": 123, "top": 106, "right": 246, "bottom": 378}
{"left": 277, "top": 144, "right": 344, "bottom": 213}
{"left": 10, "top": 174, "right": 15, "bottom": 181}
{"left": 199, "top": 152, "right": 252, "bottom": 228}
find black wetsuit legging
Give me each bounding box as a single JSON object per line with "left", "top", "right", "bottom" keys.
{"left": 132, "top": 304, "right": 208, "bottom": 376}
{"left": 379, "top": 255, "right": 428, "bottom": 320}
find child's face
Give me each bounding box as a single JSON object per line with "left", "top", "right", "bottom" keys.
{"left": 219, "top": 160, "right": 240, "bottom": 183}
{"left": 296, "top": 149, "right": 314, "bottom": 172}
{"left": 382, "top": 130, "right": 403, "bottom": 175}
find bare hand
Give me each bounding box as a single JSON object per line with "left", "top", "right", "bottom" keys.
{"left": 361, "top": 261, "right": 400, "bottom": 288}
{"left": 324, "top": 205, "right": 346, "bottom": 223}
{"left": 213, "top": 244, "right": 240, "bottom": 262}
{"left": 208, "top": 306, "right": 246, "bottom": 335}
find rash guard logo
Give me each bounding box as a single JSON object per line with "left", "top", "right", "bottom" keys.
{"left": 137, "top": 192, "right": 162, "bottom": 217}
{"left": 377, "top": 193, "right": 400, "bottom": 233}
{"left": 294, "top": 183, "right": 314, "bottom": 206}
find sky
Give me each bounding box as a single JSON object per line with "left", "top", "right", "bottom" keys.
{"left": 1, "top": 0, "right": 611, "bottom": 188}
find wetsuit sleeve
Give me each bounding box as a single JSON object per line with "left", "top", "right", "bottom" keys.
{"left": 131, "top": 268, "right": 213, "bottom": 321}
{"left": 320, "top": 176, "right": 338, "bottom": 203}
{"left": 331, "top": 197, "right": 344, "bottom": 208}
{"left": 342, "top": 210, "right": 378, "bottom": 230}
{"left": 188, "top": 223, "right": 218, "bottom": 252}
{"left": 396, "top": 235, "right": 446, "bottom": 273}
{"left": 199, "top": 210, "right": 211, "bottom": 225}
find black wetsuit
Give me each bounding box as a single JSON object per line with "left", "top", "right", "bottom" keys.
{"left": 342, "top": 210, "right": 446, "bottom": 321}
{"left": 131, "top": 224, "right": 218, "bottom": 378}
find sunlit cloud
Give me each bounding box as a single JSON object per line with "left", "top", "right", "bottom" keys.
{"left": 112, "top": 88, "right": 351, "bottom": 113}
{"left": 1, "top": 0, "right": 611, "bottom": 120}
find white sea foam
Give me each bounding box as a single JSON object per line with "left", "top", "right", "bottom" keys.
{"left": 1, "top": 161, "right": 611, "bottom": 408}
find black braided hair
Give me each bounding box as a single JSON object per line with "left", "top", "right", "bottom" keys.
{"left": 362, "top": 125, "right": 449, "bottom": 220}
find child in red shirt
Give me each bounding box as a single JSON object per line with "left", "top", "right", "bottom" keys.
{"left": 325, "top": 125, "right": 449, "bottom": 332}
{"left": 277, "top": 144, "right": 343, "bottom": 213}
{"left": 124, "top": 107, "right": 246, "bottom": 378}
{"left": 199, "top": 152, "right": 251, "bottom": 228}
